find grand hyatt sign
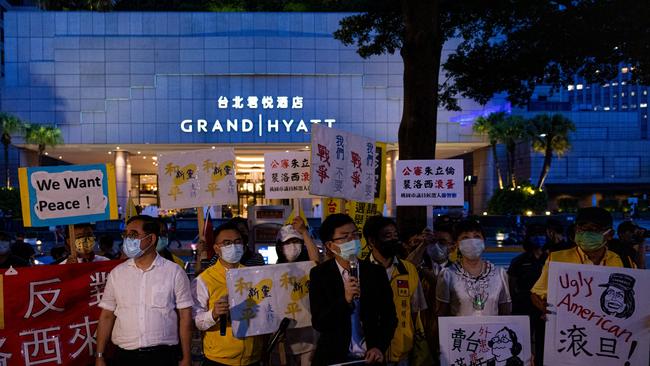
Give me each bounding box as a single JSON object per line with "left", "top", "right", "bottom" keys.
{"left": 180, "top": 95, "right": 336, "bottom": 136}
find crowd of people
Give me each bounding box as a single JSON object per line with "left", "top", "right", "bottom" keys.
{"left": 0, "top": 207, "right": 646, "bottom": 366}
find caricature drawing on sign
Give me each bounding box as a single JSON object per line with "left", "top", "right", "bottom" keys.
{"left": 487, "top": 327, "right": 523, "bottom": 366}
{"left": 598, "top": 273, "right": 635, "bottom": 319}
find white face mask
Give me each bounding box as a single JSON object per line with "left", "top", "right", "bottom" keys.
{"left": 221, "top": 244, "right": 244, "bottom": 264}
{"left": 0, "top": 241, "right": 10, "bottom": 255}
{"left": 459, "top": 238, "right": 485, "bottom": 260}
{"left": 282, "top": 243, "right": 303, "bottom": 262}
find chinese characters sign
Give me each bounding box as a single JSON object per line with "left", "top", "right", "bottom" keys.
{"left": 438, "top": 316, "right": 531, "bottom": 366}
{"left": 18, "top": 164, "right": 118, "bottom": 227}
{"left": 158, "top": 148, "right": 237, "bottom": 209}
{"left": 226, "top": 261, "right": 315, "bottom": 338}
{"left": 264, "top": 151, "right": 314, "bottom": 199}
{"left": 395, "top": 160, "right": 464, "bottom": 206}
{"left": 0, "top": 261, "right": 120, "bottom": 366}
{"left": 545, "top": 262, "right": 649, "bottom": 366}
{"left": 310, "top": 124, "right": 376, "bottom": 203}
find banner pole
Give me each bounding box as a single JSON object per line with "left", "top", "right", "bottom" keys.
{"left": 68, "top": 224, "right": 77, "bottom": 263}
{"left": 195, "top": 207, "right": 206, "bottom": 274}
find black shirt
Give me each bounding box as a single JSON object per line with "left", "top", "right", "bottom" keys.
{"left": 0, "top": 255, "right": 31, "bottom": 269}
{"left": 10, "top": 241, "right": 35, "bottom": 261}
{"left": 507, "top": 251, "right": 547, "bottom": 316}
{"left": 607, "top": 239, "right": 637, "bottom": 268}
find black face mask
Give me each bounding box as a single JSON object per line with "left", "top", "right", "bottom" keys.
{"left": 375, "top": 239, "right": 401, "bottom": 259}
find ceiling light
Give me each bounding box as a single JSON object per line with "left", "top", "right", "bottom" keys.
{"left": 152, "top": 156, "right": 158, "bottom": 161}
{"left": 143, "top": 156, "right": 147, "bottom": 159}
{"left": 116, "top": 146, "right": 120, "bottom": 150}
{"left": 211, "top": 146, "right": 216, "bottom": 149}
{"left": 44, "top": 152, "right": 49, "bottom": 155}
{"left": 137, "top": 151, "right": 141, "bottom": 154}
{"left": 58, "top": 156, "right": 62, "bottom": 159}
{"left": 108, "top": 151, "right": 112, "bottom": 155}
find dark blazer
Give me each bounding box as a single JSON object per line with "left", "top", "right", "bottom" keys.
{"left": 309, "top": 258, "right": 397, "bottom": 366}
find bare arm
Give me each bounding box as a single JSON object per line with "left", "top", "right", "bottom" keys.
{"left": 293, "top": 217, "right": 320, "bottom": 263}
{"left": 177, "top": 307, "right": 192, "bottom": 366}
{"left": 95, "top": 309, "right": 116, "bottom": 366}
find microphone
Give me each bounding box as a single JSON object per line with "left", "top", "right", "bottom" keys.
{"left": 348, "top": 256, "right": 358, "bottom": 279}
{"left": 264, "top": 317, "right": 292, "bottom": 358}
{"left": 220, "top": 314, "right": 227, "bottom": 336}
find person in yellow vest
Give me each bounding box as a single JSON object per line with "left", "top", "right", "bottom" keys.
{"left": 363, "top": 216, "right": 428, "bottom": 366}
{"left": 192, "top": 222, "right": 264, "bottom": 366}
{"left": 157, "top": 219, "right": 186, "bottom": 269}
{"left": 531, "top": 207, "right": 633, "bottom": 366}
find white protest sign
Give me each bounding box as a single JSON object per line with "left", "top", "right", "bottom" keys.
{"left": 545, "top": 262, "right": 649, "bottom": 366}
{"left": 438, "top": 316, "right": 531, "bottom": 366}
{"left": 158, "top": 148, "right": 237, "bottom": 209}
{"left": 395, "top": 159, "right": 464, "bottom": 206}
{"left": 264, "top": 151, "right": 314, "bottom": 199}
{"left": 18, "top": 164, "right": 118, "bottom": 227}
{"left": 310, "top": 124, "right": 375, "bottom": 202}
{"left": 226, "top": 261, "right": 315, "bottom": 337}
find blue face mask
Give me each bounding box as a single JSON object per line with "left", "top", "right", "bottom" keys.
{"left": 336, "top": 239, "right": 361, "bottom": 261}
{"left": 123, "top": 235, "right": 151, "bottom": 258}
{"left": 156, "top": 236, "right": 169, "bottom": 252}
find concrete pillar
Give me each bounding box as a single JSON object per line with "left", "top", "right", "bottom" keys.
{"left": 114, "top": 150, "right": 131, "bottom": 211}
{"left": 385, "top": 150, "right": 398, "bottom": 217}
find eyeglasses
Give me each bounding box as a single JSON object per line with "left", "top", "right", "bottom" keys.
{"left": 331, "top": 231, "right": 362, "bottom": 242}
{"left": 216, "top": 239, "right": 243, "bottom": 247}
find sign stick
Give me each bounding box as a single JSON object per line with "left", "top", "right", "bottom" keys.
{"left": 194, "top": 207, "right": 206, "bottom": 274}
{"left": 68, "top": 224, "right": 77, "bottom": 263}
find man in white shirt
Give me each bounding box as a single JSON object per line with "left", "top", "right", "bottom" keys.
{"left": 95, "top": 215, "right": 193, "bottom": 366}
{"left": 60, "top": 223, "right": 110, "bottom": 264}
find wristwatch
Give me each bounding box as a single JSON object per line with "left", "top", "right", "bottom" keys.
{"left": 96, "top": 352, "right": 104, "bottom": 358}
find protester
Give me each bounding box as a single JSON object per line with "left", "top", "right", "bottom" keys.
{"left": 192, "top": 222, "right": 263, "bottom": 365}
{"left": 309, "top": 213, "right": 397, "bottom": 366}
{"left": 532, "top": 207, "right": 633, "bottom": 312}
{"left": 98, "top": 235, "right": 118, "bottom": 260}
{"left": 50, "top": 245, "right": 68, "bottom": 264}
{"left": 507, "top": 224, "right": 547, "bottom": 366}
{"left": 436, "top": 219, "right": 512, "bottom": 317}
{"left": 96, "top": 215, "right": 193, "bottom": 366}
{"left": 363, "top": 216, "right": 428, "bottom": 366}
{"left": 544, "top": 218, "right": 573, "bottom": 253}
{"left": 271, "top": 221, "right": 320, "bottom": 365}
{"left": 229, "top": 216, "right": 265, "bottom": 266}
{"left": 611, "top": 221, "right": 646, "bottom": 269}
{"left": 61, "top": 223, "right": 109, "bottom": 264}
{"left": 0, "top": 232, "right": 30, "bottom": 268}
{"left": 10, "top": 232, "right": 35, "bottom": 262}
{"left": 157, "top": 219, "right": 186, "bottom": 268}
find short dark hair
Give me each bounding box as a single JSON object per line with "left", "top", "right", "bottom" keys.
{"left": 213, "top": 222, "right": 242, "bottom": 243}
{"left": 434, "top": 221, "right": 454, "bottom": 235}
{"left": 576, "top": 207, "right": 612, "bottom": 229}
{"left": 617, "top": 221, "right": 638, "bottom": 235}
{"left": 126, "top": 215, "right": 160, "bottom": 237}
{"left": 65, "top": 223, "right": 93, "bottom": 239}
{"left": 319, "top": 214, "right": 355, "bottom": 243}
{"left": 453, "top": 219, "right": 485, "bottom": 242}
{"left": 363, "top": 215, "right": 397, "bottom": 243}
{"left": 228, "top": 216, "right": 248, "bottom": 229}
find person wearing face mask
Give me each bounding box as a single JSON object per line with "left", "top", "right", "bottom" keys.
{"left": 96, "top": 215, "right": 194, "bottom": 366}
{"left": 271, "top": 222, "right": 319, "bottom": 365}
{"left": 309, "top": 214, "right": 397, "bottom": 366}
{"left": 0, "top": 232, "right": 30, "bottom": 269}
{"left": 531, "top": 207, "right": 632, "bottom": 317}
{"left": 436, "top": 220, "right": 512, "bottom": 317}
{"left": 192, "top": 222, "right": 264, "bottom": 366}
{"left": 363, "top": 216, "right": 428, "bottom": 366}
{"left": 157, "top": 219, "right": 186, "bottom": 269}
{"left": 60, "top": 223, "right": 109, "bottom": 264}
{"left": 507, "top": 224, "right": 547, "bottom": 366}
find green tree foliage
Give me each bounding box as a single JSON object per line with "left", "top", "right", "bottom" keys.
{"left": 487, "top": 183, "right": 548, "bottom": 215}
{"left": 25, "top": 125, "right": 64, "bottom": 166}
{"left": 473, "top": 112, "right": 506, "bottom": 189}
{"left": 527, "top": 114, "right": 576, "bottom": 189}
{"left": 0, "top": 113, "right": 26, "bottom": 188}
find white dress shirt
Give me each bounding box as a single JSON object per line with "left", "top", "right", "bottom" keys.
{"left": 99, "top": 254, "right": 194, "bottom": 350}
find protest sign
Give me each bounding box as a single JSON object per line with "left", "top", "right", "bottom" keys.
{"left": 396, "top": 159, "right": 464, "bottom": 206}
{"left": 544, "top": 262, "right": 649, "bottom": 366}
{"left": 226, "top": 261, "right": 315, "bottom": 338}
{"left": 310, "top": 124, "right": 375, "bottom": 202}
{"left": 158, "top": 148, "right": 237, "bottom": 209}
{"left": 438, "top": 316, "right": 532, "bottom": 366}
{"left": 0, "top": 260, "right": 120, "bottom": 366}
{"left": 18, "top": 164, "right": 118, "bottom": 227}
{"left": 347, "top": 200, "right": 383, "bottom": 259}
{"left": 264, "top": 151, "right": 314, "bottom": 199}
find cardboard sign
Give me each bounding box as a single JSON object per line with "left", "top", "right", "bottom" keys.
{"left": 395, "top": 159, "right": 464, "bottom": 206}
{"left": 264, "top": 151, "right": 314, "bottom": 199}
{"left": 226, "top": 261, "right": 315, "bottom": 337}
{"left": 0, "top": 261, "right": 120, "bottom": 366}
{"left": 438, "top": 316, "right": 532, "bottom": 366}
{"left": 18, "top": 164, "right": 118, "bottom": 227}
{"left": 310, "top": 124, "right": 375, "bottom": 203}
{"left": 544, "top": 262, "right": 649, "bottom": 366}
{"left": 158, "top": 148, "right": 237, "bottom": 209}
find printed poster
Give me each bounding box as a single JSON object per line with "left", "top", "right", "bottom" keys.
{"left": 264, "top": 151, "right": 314, "bottom": 199}
{"left": 18, "top": 164, "right": 118, "bottom": 227}
{"left": 158, "top": 148, "right": 237, "bottom": 209}
{"left": 545, "top": 262, "right": 649, "bottom": 366}
{"left": 226, "top": 261, "right": 315, "bottom": 337}
{"left": 438, "top": 316, "right": 532, "bottom": 366}
{"left": 396, "top": 159, "right": 464, "bottom": 206}
{"left": 310, "top": 124, "right": 375, "bottom": 203}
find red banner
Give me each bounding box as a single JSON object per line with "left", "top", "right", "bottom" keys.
{"left": 0, "top": 260, "right": 121, "bottom": 366}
